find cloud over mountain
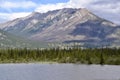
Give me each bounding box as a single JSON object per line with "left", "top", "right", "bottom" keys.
{"left": 35, "top": 0, "right": 120, "bottom": 25}
{"left": 0, "top": 0, "right": 120, "bottom": 24}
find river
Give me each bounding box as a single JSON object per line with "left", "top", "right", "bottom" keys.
{"left": 0, "top": 64, "right": 120, "bottom": 80}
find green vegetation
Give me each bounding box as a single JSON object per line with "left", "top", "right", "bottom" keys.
{"left": 0, "top": 48, "right": 120, "bottom": 65}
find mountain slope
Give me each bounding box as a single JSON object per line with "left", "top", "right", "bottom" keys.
{"left": 0, "top": 30, "right": 48, "bottom": 48}
{"left": 0, "top": 8, "right": 120, "bottom": 45}
{"left": 0, "top": 10, "right": 62, "bottom": 37}
{"left": 0, "top": 29, "right": 29, "bottom": 48}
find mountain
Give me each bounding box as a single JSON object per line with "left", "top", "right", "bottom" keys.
{"left": 0, "top": 8, "right": 120, "bottom": 47}
{"left": 0, "top": 29, "right": 29, "bottom": 48}
{"left": 0, "top": 29, "right": 48, "bottom": 48}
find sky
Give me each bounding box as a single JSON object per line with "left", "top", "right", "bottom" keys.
{"left": 0, "top": 0, "right": 120, "bottom": 25}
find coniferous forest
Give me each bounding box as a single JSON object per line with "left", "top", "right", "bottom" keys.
{"left": 0, "top": 48, "right": 120, "bottom": 65}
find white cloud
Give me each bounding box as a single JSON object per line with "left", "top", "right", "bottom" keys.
{"left": 87, "top": 0, "right": 120, "bottom": 25}
{"left": 35, "top": 0, "right": 93, "bottom": 13}
{"left": 35, "top": 0, "right": 120, "bottom": 25}
{"left": 0, "top": 0, "right": 120, "bottom": 25}
{"left": 0, "top": 12, "right": 31, "bottom": 23}
{"left": 0, "top": 0, "right": 36, "bottom": 22}
{"left": 69, "top": 0, "right": 93, "bottom": 8}
{"left": 9, "top": 12, "right": 31, "bottom": 19}
{"left": 35, "top": 0, "right": 120, "bottom": 14}
{"left": 35, "top": 3, "right": 67, "bottom": 13}
{"left": 0, "top": 1, "right": 37, "bottom": 9}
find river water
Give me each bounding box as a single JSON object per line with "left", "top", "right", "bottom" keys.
{"left": 0, "top": 64, "right": 120, "bottom": 80}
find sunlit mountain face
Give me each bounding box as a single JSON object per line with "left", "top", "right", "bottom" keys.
{"left": 0, "top": 8, "right": 120, "bottom": 48}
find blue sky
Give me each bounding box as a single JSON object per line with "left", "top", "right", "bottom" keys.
{"left": 0, "top": 0, "right": 120, "bottom": 25}
{"left": 0, "top": 0, "right": 69, "bottom": 13}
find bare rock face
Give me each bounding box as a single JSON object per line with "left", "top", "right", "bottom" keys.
{"left": 0, "top": 8, "right": 120, "bottom": 44}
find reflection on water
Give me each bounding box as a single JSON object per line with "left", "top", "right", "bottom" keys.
{"left": 0, "top": 64, "right": 120, "bottom": 80}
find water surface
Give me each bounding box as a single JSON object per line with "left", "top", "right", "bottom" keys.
{"left": 0, "top": 64, "right": 120, "bottom": 80}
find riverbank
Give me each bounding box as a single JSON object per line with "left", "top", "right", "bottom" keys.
{"left": 0, "top": 48, "right": 120, "bottom": 65}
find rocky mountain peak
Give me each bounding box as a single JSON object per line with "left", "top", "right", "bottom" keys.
{"left": 0, "top": 8, "right": 119, "bottom": 44}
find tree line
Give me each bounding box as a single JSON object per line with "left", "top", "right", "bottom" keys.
{"left": 0, "top": 48, "right": 120, "bottom": 65}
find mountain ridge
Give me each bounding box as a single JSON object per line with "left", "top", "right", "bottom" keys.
{"left": 0, "top": 8, "right": 120, "bottom": 46}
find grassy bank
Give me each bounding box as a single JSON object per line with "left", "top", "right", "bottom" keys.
{"left": 0, "top": 48, "right": 120, "bottom": 65}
